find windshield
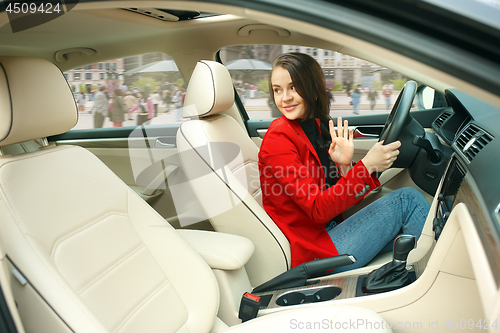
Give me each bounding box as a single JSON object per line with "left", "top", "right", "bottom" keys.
{"left": 424, "top": 0, "right": 500, "bottom": 30}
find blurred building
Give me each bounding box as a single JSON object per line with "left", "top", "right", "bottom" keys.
{"left": 219, "top": 45, "right": 281, "bottom": 86}
{"left": 123, "top": 52, "right": 173, "bottom": 86}
{"left": 219, "top": 45, "right": 281, "bottom": 64}
{"left": 282, "top": 45, "right": 384, "bottom": 90}
{"left": 220, "top": 44, "right": 399, "bottom": 90}
{"left": 63, "top": 53, "right": 174, "bottom": 94}
{"left": 63, "top": 59, "right": 124, "bottom": 94}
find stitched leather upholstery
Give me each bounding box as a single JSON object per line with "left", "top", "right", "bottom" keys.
{"left": 178, "top": 61, "right": 292, "bottom": 287}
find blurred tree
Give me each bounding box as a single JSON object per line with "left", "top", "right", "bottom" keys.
{"left": 374, "top": 80, "right": 384, "bottom": 90}
{"left": 390, "top": 79, "right": 407, "bottom": 90}
{"left": 257, "top": 79, "right": 268, "bottom": 92}
{"left": 333, "top": 82, "right": 344, "bottom": 91}
{"left": 132, "top": 77, "right": 161, "bottom": 92}
{"left": 175, "top": 78, "right": 186, "bottom": 89}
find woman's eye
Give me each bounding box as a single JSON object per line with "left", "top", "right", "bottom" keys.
{"left": 274, "top": 88, "right": 281, "bottom": 93}
{"left": 291, "top": 86, "right": 296, "bottom": 91}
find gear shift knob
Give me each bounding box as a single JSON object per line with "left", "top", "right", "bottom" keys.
{"left": 393, "top": 235, "right": 417, "bottom": 263}
{"left": 363, "top": 234, "right": 418, "bottom": 294}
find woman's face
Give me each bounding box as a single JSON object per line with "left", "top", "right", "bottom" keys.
{"left": 271, "top": 66, "right": 307, "bottom": 120}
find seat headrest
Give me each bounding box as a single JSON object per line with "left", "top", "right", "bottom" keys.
{"left": 183, "top": 60, "right": 234, "bottom": 118}
{"left": 0, "top": 57, "right": 77, "bottom": 146}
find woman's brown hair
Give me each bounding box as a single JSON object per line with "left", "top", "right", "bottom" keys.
{"left": 269, "top": 53, "right": 332, "bottom": 148}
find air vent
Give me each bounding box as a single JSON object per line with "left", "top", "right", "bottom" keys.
{"left": 433, "top": 110, "right": 452, "bottom": 128}
{"left": 454, "top": 123, "right": 493, "bottom": 163}
{"left": 124, "top": 8, "right": 179, "bottom": 21}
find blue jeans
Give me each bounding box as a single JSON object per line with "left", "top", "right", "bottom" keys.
{"left": 352, "top": 101, "right": 360, "bottom": 114}
{"left": 327, "top": 187, "right": 429, "bottom": 273}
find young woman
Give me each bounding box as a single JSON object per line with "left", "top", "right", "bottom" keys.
{"left": 258, "top": 53, "right": 429, "bottom": 272}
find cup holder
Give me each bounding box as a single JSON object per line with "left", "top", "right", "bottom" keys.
{"left": 276, "top": 286, "right": 341, "bottom": 306}
{"left": 276, "top": 291, "right": 306, "bottom": 306}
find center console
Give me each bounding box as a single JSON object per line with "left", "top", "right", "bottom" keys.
{"left": 253, "top": 155, "right": 467, "bottom": 315}
{"left": 433, "top": 156, "right": 467, "bottom": 240}
{"left": 252, "top": 249, "right": 431, "bottom": 312}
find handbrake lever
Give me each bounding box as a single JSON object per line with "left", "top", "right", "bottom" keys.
{"left": 252, "top": 254, "right": 356, "bottom": 293}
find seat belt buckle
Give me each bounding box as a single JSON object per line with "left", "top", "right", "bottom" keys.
{"left": 238, "top": 292, "right": 260, "bottom": 322}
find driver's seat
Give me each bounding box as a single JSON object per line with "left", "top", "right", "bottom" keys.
{"left": 176, "top": 61, "right": 291, "bottom": 286}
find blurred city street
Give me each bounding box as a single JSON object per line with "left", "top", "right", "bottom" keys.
{"left": 245, "top": 92, "right": 395, "bottom": 120}
{"left": 73, "top": 91, "right": 396, "bottom": 130}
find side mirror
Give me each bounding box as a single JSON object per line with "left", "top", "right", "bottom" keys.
{"left": 414, "top": 85, "right": 447, "bottom": 109}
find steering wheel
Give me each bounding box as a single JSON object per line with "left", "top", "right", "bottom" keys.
{"left": 378, "top": 80, "right": 418, "bottom": 144}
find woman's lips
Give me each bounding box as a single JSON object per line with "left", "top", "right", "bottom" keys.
{"left": 283, "top": 104, "right": 297, "bottom": 112}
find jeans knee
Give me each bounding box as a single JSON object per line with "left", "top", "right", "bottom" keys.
{"left": 397, "top": 187, "right": 427, "bottom": 203}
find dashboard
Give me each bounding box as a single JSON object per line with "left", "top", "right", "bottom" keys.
{"left": 430, "top": 88, "right": 500, "bottom": 287}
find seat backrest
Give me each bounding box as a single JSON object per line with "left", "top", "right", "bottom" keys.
{"left": 176, "top": 60, "right": 291, "bottom": 286}
{"left": 0, "top": 57, "right": 219, "bottom": 333}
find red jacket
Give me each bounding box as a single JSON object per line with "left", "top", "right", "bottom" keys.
{"left": 258, "top": 117, "right": 380, "bottom": 267}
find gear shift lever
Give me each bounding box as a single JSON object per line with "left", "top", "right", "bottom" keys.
{"left": 364, "top": 235, "right": 417, "bottom": 293}
{"left": 393, "top": 234, "right": 417, "bottom": 263}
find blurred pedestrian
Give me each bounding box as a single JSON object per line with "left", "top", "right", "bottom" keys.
{"left": 161, "top": 82, "right": 171, "bottom": 112}
{"left": 87, "top": 85, "right": 94, "bottom": 101}
{"left": 345, "top": 80, "right": 352, "bottom": 97}
{"left": 327, "top": 88, "right": 335, "bottom": 103}
{"left": 383, "top": 84, "right": 393, "bottom": 111}
{"left": 351, "top": 85, "right": 361, "bottom": 115}
{"left": 144, "top": 82, "right": 151, "bottom": 99}
{"left": 151, "top": 86, "right": 161, "bottom": 117}
{"left": 124, "top": 91, "right": 136, "bottom": 109}
{"left": 368, "top": 86, "right": 378, "bottom": 111}
{"left": 172, "top": 87, "right": 185, "bottom": 121}
{"left": 91, "top": 86, "right": 108, "bottom": 128}
{"left": 110, "top": 89, "right": 127, "bottom": 127}
{"left": 124, "top": 91, "right": 136, "bottom": 121}
{"left": 129, "top": 91, "right": 154, "bottom": 126}
{"left": 77, "top": 92, "right": 86, "bottom": 113}
{"left": 132, "top": 85, "right": 141, "bottom": 95}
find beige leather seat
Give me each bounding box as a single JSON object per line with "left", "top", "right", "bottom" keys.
{"left": 176, "top": 61, "right": 394, "bottom": 287}
{"left": 0, "top": 56, "right": 391, "bottom": 333}
{"left": 176, "top": 61, "right": 292, "bottom": 287}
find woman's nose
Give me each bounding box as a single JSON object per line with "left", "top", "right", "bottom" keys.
{"left": 282, "top": 90, "right": 292, "bottom": 102}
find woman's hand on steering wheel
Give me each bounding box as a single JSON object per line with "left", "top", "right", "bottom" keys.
{"left": 361, "top": 140, "right": 401, "bottom": 174}
{"left": 329, "top": 117, "right": 354, "bottom": 167}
